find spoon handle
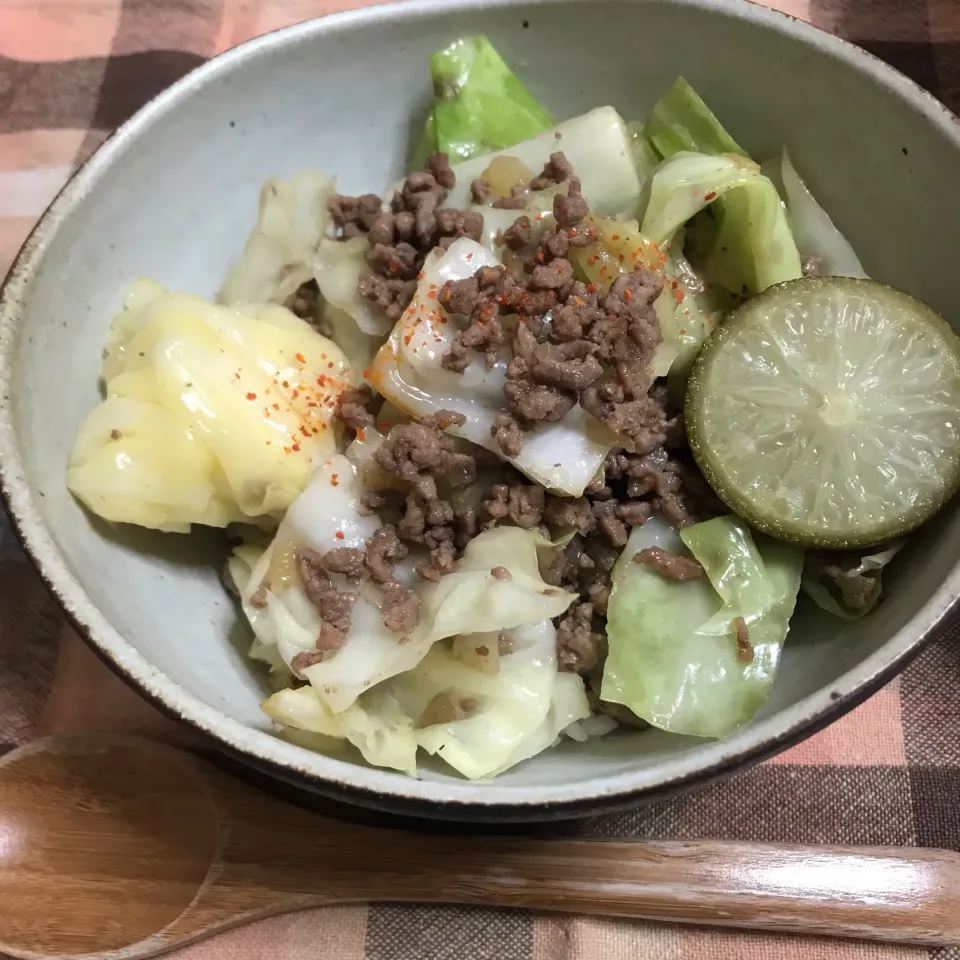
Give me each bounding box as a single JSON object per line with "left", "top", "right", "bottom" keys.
{"left": 372, "top": 835, "right": 960, "bottom": 945}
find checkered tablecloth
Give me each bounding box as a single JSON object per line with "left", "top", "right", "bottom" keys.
{"left": 2, "top": 0, "right": 960, "bottom": 957}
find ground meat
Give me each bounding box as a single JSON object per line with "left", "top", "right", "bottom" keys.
{"left": 491, "top": 566, "right": 512, "bottom": 581}
{"left": 591, "top": 499, "right": 629, "bottom": 547}
{"left": 438, "top": 276, "right": 480, "bottom": 316}
{"left": 289, "top": 279, "right": 320, "bottom": 320}
{"left": 330, "top": 153, "right": 484, "bottom": 325}
{"left": 381, "top": 579, "right": 421, "bottom": 633}
{"left": 530, "top": 151, "right": 574, "bottom": 191}
{"left": 322, "top": 547, "right": 366, "bottom": 580}
{"left": 334, "top": 384, "right": 377, "bottom": 431}
{"left": 364, "top": 525, "right": 408, "bottom": 583}
{"left": 543, "top": 496, "right": 595, "bottom": 535}
{"left": 553, "top": 177, "right": 589, "bottom": 228}
{"left": 481, "top": 483, "right": 545, "bottom": 530}
{"left": 296, "top": 548, "right": 356, "bottom": 652}
{"left": 425, "top": 151, "right": 456, "bottom": 189}
{"left": 531, "top": 340, "right": 604, "bottom": 392}
{"left": 356, "top": 274, "right": 419, "bottom": 323}
{"left": 470, "top": 178, "right": 492, "bottom": 204}
{"left": 733, "top": 615, "right": 754, "bottom": 663}
{"left": 290, "top": 650, "right": 327, "bottom": 674}
{"left": 492, "top": 193, "right": 530, "bottom": 210}
{"left": 491, "top": 412, "right": 525, "bottom": 458}
{"left": 503, "top": 377, "right": 576, "bottom": 423}
{"left": 500, "top": 215, "right": 534, "bottom": 251}
{"left": 580, "top": 383, "right": 674, "bottom": 455}
{"left": 328, "top": 193, "right": 383, "bottom": 237}
{"left": 530, "top": 258, "right": 574, "bottom": 294}
{"left": 556, "top": 601, "right": 605, "bottom": 673}
{"left": 634, "top": 546, "right": 703, "bottom": 581}
{"left": 374, "top": 413, "right": 475, "bottom": 500}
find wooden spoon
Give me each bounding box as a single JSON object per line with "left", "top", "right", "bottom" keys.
{"left": 1, "top": 735, "right": 958, "bottom": 959}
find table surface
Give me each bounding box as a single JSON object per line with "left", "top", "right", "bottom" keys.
{"left": 2, "top": 0, "right": 960, "bottom": 957}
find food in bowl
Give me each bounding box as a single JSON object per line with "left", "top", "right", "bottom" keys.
{"left": 64, "top": 36, "right": 960, "bottom": 779}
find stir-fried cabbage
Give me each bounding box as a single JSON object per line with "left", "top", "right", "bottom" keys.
{"left": 240, "top": 456, "right": 577, "bottom": 712}
{"left": 443, "top": 107, "right": 642, "bottom": 219}
{"left": 602, "top": 515, "right": 803, "bottom": 737}
{"left": 370, "top": 237, "right": 614, "bottom": 495}
{"left": 779, "top": 150, "right": 868, "bottom": 279}
{"left": 645, "top": 77, "right": 745, "bottom": 160}
{"left": 219, "top": 171, "right": 334, "bottom": 307}
{"left": 262, "top": 618, "right": 588, "bottom": 779}
{"left": 802, "top": 544, "right": 901, "bottom": 619}
{"left": 67, "top": 282, "right": 351, "bottom": 532}
{"left": 219, "top": 170, "right": 391, "bottom": 339}
{"left": 641, "top": 151, "right": 802, "bottom": 295}
{"left": 430, "top": 36, "right": 554, "bottom": 162}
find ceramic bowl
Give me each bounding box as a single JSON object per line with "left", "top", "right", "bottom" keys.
{"left": 3, "top": 0, "right": 960, "bottom": 822}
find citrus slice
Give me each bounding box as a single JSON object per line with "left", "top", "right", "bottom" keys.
{"left": 685, "top": 277, "right": 960, "bottom": 548}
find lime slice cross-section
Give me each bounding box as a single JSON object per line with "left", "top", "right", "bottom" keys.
{"left": 686, "top": 277, "right": 960, "bottom": 548}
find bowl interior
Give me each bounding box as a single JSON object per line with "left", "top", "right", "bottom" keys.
{"left": 4, "top": 0, "right": 960, "bottom": 810}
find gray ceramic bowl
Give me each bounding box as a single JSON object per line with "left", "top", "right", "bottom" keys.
{"left": 2, "top": 0, "right": 960, "bottom": 822}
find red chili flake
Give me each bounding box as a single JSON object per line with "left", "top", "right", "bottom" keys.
{"left": 307, "top": 401, "right": 318, "bottom": 408}
{"left": 300, "top": 425, "right": 310, "bottom": 438}
{"left": 618, "top": 253, "right": 626, "bottom": 263}
{"left": 272, "top": 403, "right": 280, "bottom": 410}
{"left": 624, "top": 288, "right": 633, "bottom": 302}
{"left": 295, "top": 352, "right": 306, "bottom": 364}
{"left": 673, "top": 287, "right": 685, "bottom": 305}
{"left": 291, "top": 442, "right": 301, "bottom": 452}
{"left": 321, "top": 353, "right": 327, "bottom": 359}
{"left": 587, "top": 255, "right": 598, "bottom": 265}
{"left": 335, "top": 530, "right": 345, "bottom": 540}
{"left": 587, "top": 283, "right": 598, "bottom": 294}
{"left": 704, "top": 191, "right": 717, "bottom": 202}
{"left": 292, "top": 390, "right": 299, "bottom": 399}
{"left": 327, "top": 361, "right": 334, "bottom": 369}
{"left": 466, "top": 252, "right": 474, "bottom": 261}
{"left": 535, "top": 213, "right": 543, "bottom": 221}
{"left": 356, "top": 428, "right": 366, "bottom": 442}
{"left": 427, "top": 290, "right": 437, "bottom": 300}
{"left": 331, "top": 473, "right": 340, "bottom": 487}
{"left": 567, "top": 228, "right": 576, "bottom": 238}
{"left": 573, "top": 296, "right": 585, "bottom": 306}
{"left": 266, "top": 441, "right": 272, "bottom": 446}
{"left": 599, "top": 266, "right": 608, "bottom": 279}
{"left": 417, "top": 271, "right": 424, "bottom": 280}
{"left": 536, "top": 252, "right": 545, "bottom": 262}
{"left": 282, "top": 380, "right": 290, "bottom": 388}
{"left": 234, "top": 372, "right": 241, "bottom": 380}
{"left": 245, "top": 392, "right": 257, "bottom": 401}
{"left": 283, "top": 446, "right": 292, "bottom": 455}
{"left": 363, "top": 369, "right": 371, "bottom": 379}
{"left": 388, "top": 261, "right": 399, "bottom": 274}
{"left": 611, "top": 233, "right": 620, "bottom": 241}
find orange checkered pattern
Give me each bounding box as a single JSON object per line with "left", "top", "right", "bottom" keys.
{"left": 2, "top": 1, "right": 960, "bottom": 958}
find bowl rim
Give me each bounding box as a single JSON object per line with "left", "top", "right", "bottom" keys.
{"left": 3, "top": 0, "right": 960, "bottom": 819}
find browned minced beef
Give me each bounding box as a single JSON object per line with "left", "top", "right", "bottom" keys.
{"left": 490, "top": 412, "right": 525, "bottom": 459}
{"left": 334, "top": 385, "right": 377, "bottom": 432}
{"left": 380, "top": 579, "right": 421, "bottom": 634}
{"left": 367, "top": 414, "right": 479, "bottom": 582}
{"left": 634, "top": 546, "right": 704, "bottom": 581}
{"left": 733, "top": 615, "right": 754, "bottom": 664}
{"left": 322, "top": 547, "right": 366, "bottom": 580}
{"left": 806, "top": 551, "right": 877, "bottom": 611}
{"left": 530, "top": 151, "right": 574, "bottom": 191}
{"left": 481, "top": 482, "right": 545, "bottom": 530}
{"left": 328, "top": 152, "right": 484, "bottom": 323}
{"left": 296, "top": 547, "right": 357, "bottom": 655}
{"left": 491, "top": 565, "right": 512, "bottom": 581}
{"left": 289, "top": 279, "right": 320, "bottom": 320}
{"left": 470, "top": 178, "right": 492, "bottom": 204}
{"left": 556, "top": 601, "right": 606, "bottom": 673}
{"left": 364, "top": 524, "right": 407, "bottom": 583}
{"left": 373, "top": 410, "right": 476, "bottom": 500}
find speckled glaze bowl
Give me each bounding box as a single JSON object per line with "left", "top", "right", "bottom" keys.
{"left": 2, "top": 0, "right": 960, "bottom": 822}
